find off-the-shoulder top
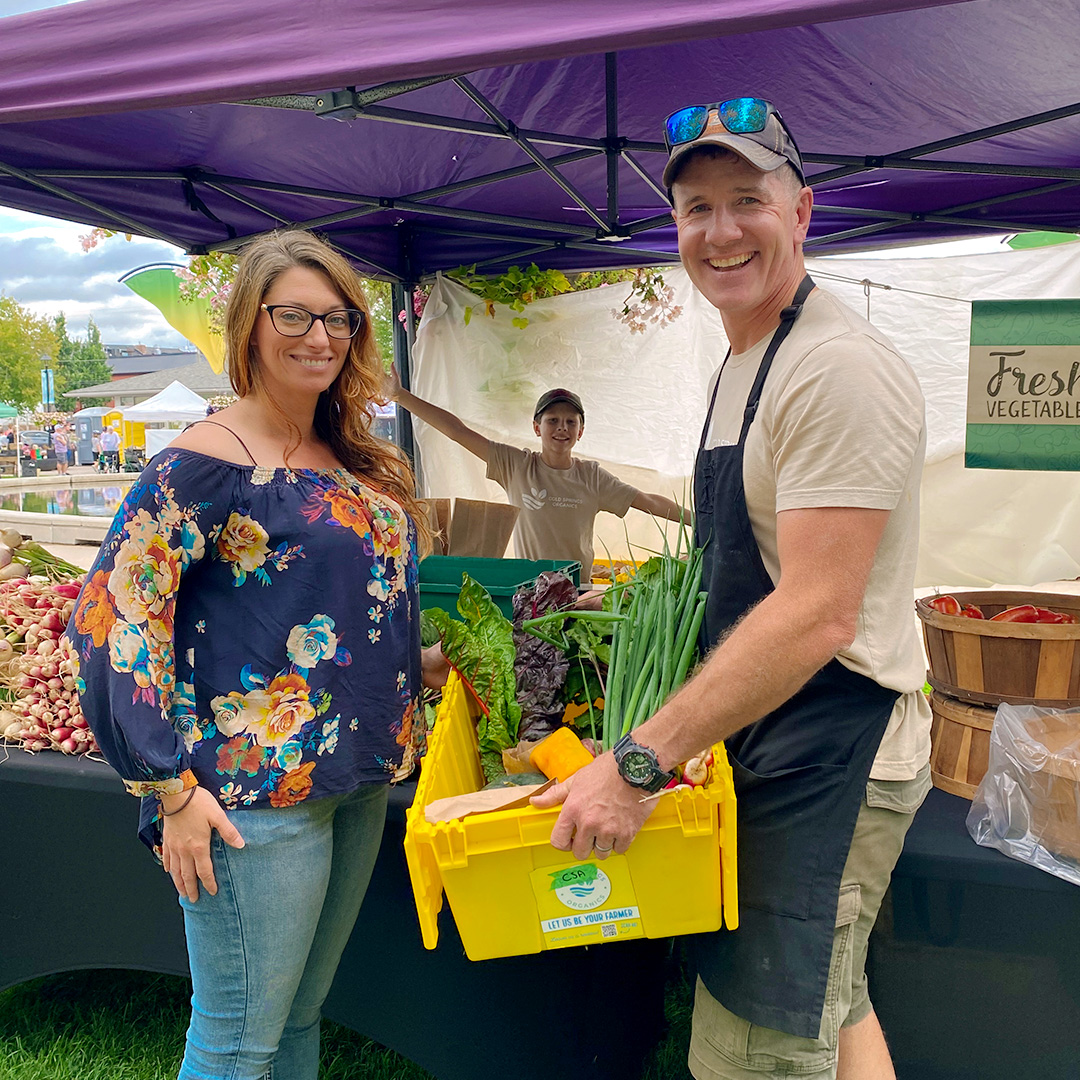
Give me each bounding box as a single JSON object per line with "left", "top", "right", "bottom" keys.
{"left": 64, "top": 445, "right": 423, "bottom": 854}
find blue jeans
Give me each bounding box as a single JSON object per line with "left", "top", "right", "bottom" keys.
{"left": 177, "top": 782, "right": 389, "bottom": 1080}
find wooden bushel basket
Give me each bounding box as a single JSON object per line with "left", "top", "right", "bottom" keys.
{"left": 916, "top": 591, "right": 1080, "bottom": 708}
{"left": 929, "top": 692, "right": 996, "bottom": 799}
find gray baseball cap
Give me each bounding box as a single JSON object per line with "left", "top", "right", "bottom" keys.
{"left": 533, "top": 388, "right": 584, "bottom": 420}
{"left": 663, "top": 104, "right": 805, "bottom": 189}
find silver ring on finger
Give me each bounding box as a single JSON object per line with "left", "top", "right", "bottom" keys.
{"left": 593, "top": 841, "right": 614, "bottom": 853}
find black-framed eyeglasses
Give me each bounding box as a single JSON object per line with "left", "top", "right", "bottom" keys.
{"left": 663, "top": 97, "right": 798, "bottom": 153}
{"left": 261, "top": 304, "right": 365, "bottom": 339}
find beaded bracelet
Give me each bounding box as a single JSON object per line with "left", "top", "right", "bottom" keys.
{"left": 159, "top": 787, "right": 197, "bottom": 816}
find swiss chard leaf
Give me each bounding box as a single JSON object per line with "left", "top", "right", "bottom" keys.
{"left": 424, "top": 575, "right": 521, "bottom": 758}
{"left": 512, "top": 571, "right": 578, "bottom": 740}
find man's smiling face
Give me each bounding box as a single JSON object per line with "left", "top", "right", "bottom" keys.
{"left": 671, "top": 150, "right": 812, "bottom": 335}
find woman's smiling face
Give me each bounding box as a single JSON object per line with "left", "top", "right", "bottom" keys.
{"left": 252, "top": 265, "right": 351, "bottom": 405}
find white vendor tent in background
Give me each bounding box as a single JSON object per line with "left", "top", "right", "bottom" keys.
{"left": 411, "top": 242, "right": 1080, "bottom": 588}
{"left": 122, "top": 380, "right": 208, "bottom": 458}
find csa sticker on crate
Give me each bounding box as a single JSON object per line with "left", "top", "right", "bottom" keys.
{"left": 404, "top": 673, "right": 738, "bottom": 962}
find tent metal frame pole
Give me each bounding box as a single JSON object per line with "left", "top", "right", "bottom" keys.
{"left": 812, "top": 202, "right": 1064, "bottom": 234}
{"left": 452, "top": 76, "right": 610, "bottom": 231}
{"left": 390, "top": 280, "right": 416, "bottom": 466}
{"left": 605, "top": 53, "right": 619, "bottom": 230}
{"left": 246, "top": 90, "right": 611, "bottom": 152}
{"left": 805, "top": 220, "right": 908, "bottom": 248}
{"left": 240, "top": 72, "right": 466, "bottom": 114}
{"left": 806, "top": 101, "right": 1080, "bottom": 186}
{"left": 943, "top": 178, "right": 1080, "bottom": 216}
{"left": 356, "top": 103, "right": 607, "bottom": 150}
{"left": 808, "top": 156, "right": 1080, "bottom": 182}
{"left": 620, "top": 149, "right": 669, "bottom": 203}
{"left": 469, "top": 243, "right": 564, "bottom": 270}
{"left": 0, "top": 159, "right": 186, "bottom": 247}
{"left": 198, "top": 148, "right": 604, "bottom": 248}
{"left": 406, "top": 223, "right": 679, "bottom": 273}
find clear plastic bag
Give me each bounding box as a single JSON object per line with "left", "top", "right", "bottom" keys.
{"left": 966, "top": 703, "right": 1080, "bottom": 887}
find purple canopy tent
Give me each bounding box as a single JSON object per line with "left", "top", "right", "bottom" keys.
{"left": 1, "top": 0, "right": 1078, "bottom": 282}
{"left": 6, "top": 0, "right": 1078, "bottom": 454}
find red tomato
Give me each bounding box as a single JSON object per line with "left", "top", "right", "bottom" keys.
{"left": 961, "top": 605, "right": 985, "bottom": 619}
{"left": 989, "top": 605, "right": 1040, "bottom": 623}
{"left": 928, "top": 595, "right": 962, "bottom": 616}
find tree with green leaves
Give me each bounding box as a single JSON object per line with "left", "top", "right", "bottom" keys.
{"left": 0, "top": 296, "right": 57, "bottom": 409}
{"left": 54, "top": 314, "right": 113, "bottom": 410}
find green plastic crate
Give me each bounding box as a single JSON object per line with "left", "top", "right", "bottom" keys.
{"left": 418, "top": 556, "right": 581, "bottom": 620}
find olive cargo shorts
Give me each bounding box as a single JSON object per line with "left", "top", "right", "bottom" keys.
{"left": 689, "top": 766, "right": 931, "bottom": 1079}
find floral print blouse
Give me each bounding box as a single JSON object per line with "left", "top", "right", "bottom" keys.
{"left": 65, "top": 448, "right": 424, "bottom": 855}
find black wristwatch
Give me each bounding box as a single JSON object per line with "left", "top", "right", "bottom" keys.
{"left": 612, "top": 734, "right": 676, "bottom": 794}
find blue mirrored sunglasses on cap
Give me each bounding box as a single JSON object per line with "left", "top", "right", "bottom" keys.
{"left": 663, "top": 97, "right": 793, "bottom": 151}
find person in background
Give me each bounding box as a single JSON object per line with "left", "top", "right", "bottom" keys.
{"left": 535, "top": 96, "right": 931, "bottom": 1080}
{"left": 91, "top": 428, "right": 102, "bottom": 471}
{"left": 66, "top": 229, "right": 431, "bottom": 1080}
{"left": 388, "top": 373, "right": 687, "bottom": 573}
{"left": 99, "top": 424, "right": 121, "bottom": 472}
{"left": 51, "top": 425, "right": 69, "bottom": 475}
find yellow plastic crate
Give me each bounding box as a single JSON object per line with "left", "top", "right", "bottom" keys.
{"left": 404, "top": 673, "right": 738, "bottom": 961}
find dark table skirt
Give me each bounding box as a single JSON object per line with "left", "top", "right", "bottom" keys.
{"left": 3, "top": 753, "right": 1079, "bottom": 1079}
{"left": 0, "top": 751, "right": 665, "bottom": 1080}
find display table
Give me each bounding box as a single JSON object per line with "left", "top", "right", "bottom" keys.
{"left": 869, "top": 788, "right": 1080, "bottom": 1080}
{"left": 0, "top": 751, "right": 664, "bottom": 1080}
{"left": 3, "top": 753, "right": 1078, "bottom": 1079}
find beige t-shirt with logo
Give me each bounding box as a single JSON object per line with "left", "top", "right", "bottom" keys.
{"left": 703, "top": 287, "right": 931, "bottom": 781}
{"left": 486, "top": 443, "right": 639, "bottom": 571}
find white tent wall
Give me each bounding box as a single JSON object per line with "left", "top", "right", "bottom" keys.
{"left": 411, "top": 244, "right": 1080, "bottom": 586}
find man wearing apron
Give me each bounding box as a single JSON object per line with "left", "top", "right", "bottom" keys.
{"left": 535, "top": 98, "right": 932, "bottom": 1078}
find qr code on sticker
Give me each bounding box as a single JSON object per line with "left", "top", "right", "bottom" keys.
{"left": 601, "top": 923, "right": 618, "bottom": 939}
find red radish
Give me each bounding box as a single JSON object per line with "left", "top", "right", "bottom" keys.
{"left": 51, "top": 726, "right": 73, "bottom": 742}
{"left": 59, "top": 738, "right": 78, "bottom": 753}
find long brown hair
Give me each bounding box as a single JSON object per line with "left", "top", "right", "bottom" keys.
{"left": 224, "top": 230, "right": 431, "bottom": 555}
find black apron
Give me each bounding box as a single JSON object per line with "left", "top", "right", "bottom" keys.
{"left": 691, "top": 276, "right": 899, "bottom": 1040}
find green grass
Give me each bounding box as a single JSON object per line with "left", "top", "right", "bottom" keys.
{"left": 0, "top": 959, "right": 695, "bottom": 1079}
{"left": 0, "top": 970, "right": 432, "bottom": 1080}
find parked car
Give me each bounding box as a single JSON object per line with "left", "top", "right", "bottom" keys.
{"left": 18, "top": 431, "right": 56, "bottom": 463}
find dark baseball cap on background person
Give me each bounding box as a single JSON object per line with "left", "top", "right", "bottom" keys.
{"left": 533, "top": 388, "right": 584, "bottom": 420}
{"left": 662, "top": 97, "right": 805, "bottom": 189}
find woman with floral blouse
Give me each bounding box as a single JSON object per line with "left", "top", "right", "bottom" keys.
{"left": 65, "top": 230, "right": 431, "bottom": 1080}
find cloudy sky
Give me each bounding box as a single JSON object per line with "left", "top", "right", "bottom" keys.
{"left": 0, "top": 0, "right": 188, "bottom": 350}
{"left": 1, "top": 0, "right": 1012, "bottom": 354}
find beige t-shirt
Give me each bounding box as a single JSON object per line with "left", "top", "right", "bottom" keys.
{"left": 486, "top": 443, "right": 639, "bottom": 571}
{"left": 704, "top": 288, "right": 931, "bottom": 781}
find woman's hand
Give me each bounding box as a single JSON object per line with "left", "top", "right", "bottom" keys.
{"left": 160, "top": 787, "right": 245, "bottom": 902}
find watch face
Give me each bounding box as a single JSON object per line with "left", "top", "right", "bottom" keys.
{"left": 621, "top": 750, "right": 654, "bottom": 784}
